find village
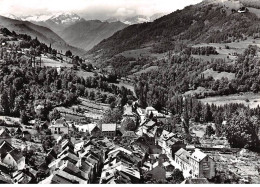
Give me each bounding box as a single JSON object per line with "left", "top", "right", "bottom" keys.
{"left": 1, "top": 1, "right": 260, "bottom": 184}
{"left": 1, "top": 97, "right": 260, "bottom": 184}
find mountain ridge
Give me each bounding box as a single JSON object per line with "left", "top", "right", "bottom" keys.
{"left": 88, "top": 0, "right": 260, "bottom": 59}
{"left": 0, "top": 15, "right": 85, "bottom": 55}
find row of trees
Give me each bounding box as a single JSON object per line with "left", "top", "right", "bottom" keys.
{"left": 183, "top": 46, "right": 219, "bottom": 56}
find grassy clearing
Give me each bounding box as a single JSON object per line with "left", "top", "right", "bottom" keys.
{"left": 118, "top": 47, "right": 166, "bottom": 60}
{"left": 76, "top": 70, "right": 101, "bottom": 79}
{"left": 199, "top": 93, "right": 260, "bottom": 108}
{"left": 184, "top": 87, "right": 214, "bottom": 96}
{"left": 133, "top": 66, "right": 159, "bottom": 75}
{"left": 192, "top": 37, "right": 260, "bottom": 62}
{"left": 202, "top": 68, "right": 236, "bottom": 80}
{"left": 38, "top": 57, "right": 73, "bottom": 68}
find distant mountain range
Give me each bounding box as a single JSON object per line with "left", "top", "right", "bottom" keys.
{"left": 60, "top": 20, "right": 127, "bottom": 51}
{"left": 0, "top": 15, "right": 85, "bottom": 55}
{"left": 105, "top": 13, "right": 165, "bottom": 25}
{"left": 1, "top": 12, "right": 166, "bottom": 52}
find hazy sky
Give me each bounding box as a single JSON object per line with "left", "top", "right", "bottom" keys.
{"left": 0, "top": 0, "right": 202, "bottom": 20}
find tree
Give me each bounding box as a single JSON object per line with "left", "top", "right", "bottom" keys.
{"left": 102, "top": 107, "right": 123, "bottom": 124}
{"left": 205, "top": 125, "right": 215, "bottom": 138}
{"left": 48, "top": 109, "right": 61, "bottom": 121}
{"left": 0, "top": 90, "right": 10, "bottom": 115}
{"left": 171, "top": 169, "right": 184, "bottom": 184}
{"left": 251, "top": 83, "right": 259, "bottom": 93}
{"left": 121, "top": 117, "right": 136, "bottom": 131}
{"left": 20, "top": 110, "right": 29, "bottom": 124}
{"left": 65, "top": 50, "right": 72, "bottom": 57}
{"left": 203, "top": 104, "right": 213, "bottom": 122}
{"left": 226, "top": 109, "right": 260, "bottom": 150}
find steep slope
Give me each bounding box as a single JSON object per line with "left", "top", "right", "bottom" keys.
{"left": 60, "top": 20, "right": 127, "bottom": 51}
{"left": 0, "top": 15, "right": 85, "bottom": 55}
{"left": 88, "top": 0, "right": 260, "bottom": 59}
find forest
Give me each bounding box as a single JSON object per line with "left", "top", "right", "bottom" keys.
{"left": 0, "top": 28, "right": 135, "bottom": 124}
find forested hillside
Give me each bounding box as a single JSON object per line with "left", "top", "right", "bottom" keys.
{"left": 88, "top": 1, "right": 260, "bottom": 59}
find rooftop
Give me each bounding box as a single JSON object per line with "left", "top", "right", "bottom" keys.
{"left": 101, "top": 124, "right": 117, "bottom": 132}
{"left": 191, "top": 149, "right": 207, "bottom": 162}
{"left": 175, "top": 148, "right": 190, "bottom": 163}
{"left": 8, "top": 149, "right": 24, "bottom": 162}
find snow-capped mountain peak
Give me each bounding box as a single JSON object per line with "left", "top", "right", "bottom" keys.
{"left": 49, "top": 13, "right": 81, "bottom": 24}
{"left": 106, "top": 13, "right": 165, "bottom": 25}
{"left": 20, "top": 13, "right": 82, "bottom": 25}
{"left": 2, "top": 14, "right": 22, "bottom": 20}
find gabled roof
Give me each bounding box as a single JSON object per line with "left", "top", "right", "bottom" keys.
{"left": 60, "top": 152, "right": 79, "bottom": 164}
{"left": 0, "top": 140, "right": 13, "bottom": 154}
{"left": 144, "top": 120, "right": 156, "bottom": 127}
{"left": 88, "top": 123, "right": 99, "bottom": 133}
{"left": 122, "top": 131, "right": 138, "bottom": 139}
{"left": 8, "top": 149, "right": 24, "bottom": 162}
{"left": 191, "top": 149, "right": 207, "bottom": 162}
{"left": 50, "top": 118, "right": 68, "bottom": 128}
{"left": 175, "top": 148, "right": 190, "bottom": 163}
{"left": 0, "top": 128, "right": 11, "bottom": 139}
{"left": 51, "top": 174, "right": 73, "bottom": 184}
{"left": 146, "top": 107, "right": 156, "bottom": 111}
{"left": 101, "top": 124, "right": 117, "bottom": 132}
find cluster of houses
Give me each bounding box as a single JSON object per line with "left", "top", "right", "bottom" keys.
{"left": 0, "top": 102, "right": 218, "bottom": 184}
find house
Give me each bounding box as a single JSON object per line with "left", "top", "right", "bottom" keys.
{"left": 0, "top": 128, "right": 11, "bottom": 144}
{"left": 238, "top": 7, "right": 248, "bottom": 13}
{"left": 137, "top": 134, "right": 155, "bottom": 146}
{"left": 2, "top": 149, "right": 26, "bottom": 170}
{"left": 122, "top": 131, "right": 138, "bottom": 143}
{"left": 0, "top": 140, "right": 14, "bottom": 159}
{"left": 76, "top": 123, "right": 101, "bottom": 137}
{"left": 49, "top": 118, "right": 69, "bottom": 135}
{"left": 123, "top": 105, "right": 136, "bottom": 121}
{"left": 46, "top": 149, "right": 57, "bottom": 164}
{"left": 145, "top": 107, "right": 159, "bottom": 117}
{"left": 175, "top": 148, "right": 215, "bottom": 179}
{"left": 156, "top": 113, "right": 171, "bottom": 124}
{"left": 100, "top": 162, "right": 140, "bottom": 184}
{"left": 39, "top": 173, "right": 73, "bottom": 184}
{"left": 12, "top": 170, "right": 32, "bottom": 184}
{"left": 101, "top": 124, "right": 117, "bottom": 138}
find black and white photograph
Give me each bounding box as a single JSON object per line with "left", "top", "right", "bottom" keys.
{"left": 0, "top": 0, "right": 260, "bottom": 184}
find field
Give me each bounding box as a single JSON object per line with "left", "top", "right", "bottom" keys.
{"left": 202, "top": 68, "right": 236, "bottom": 81}
{"left": 184, "top": 86, "right": 214, "bottom": 96}
{"left": 192, "top": 37, "right": 260, "bottom": 62}
{"left": 118, "top": 47, "right": 166, "bottom": 60}
{"left": 199, "top": 93, "right": 260, "bottom": 108}
{"left": 38, "top": 56, "right": 73, "bottom": 68}
{"left": 133, "top": 66, "right": 159, "bottom": 76}
{"left": 76, "top": 70, "right": 103, "bottom": 79}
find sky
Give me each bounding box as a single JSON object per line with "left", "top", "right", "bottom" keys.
{"left": 0, "top": 0, "right": 203, "bottom": 20}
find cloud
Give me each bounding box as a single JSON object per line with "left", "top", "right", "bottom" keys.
{"left": 0, "top": 0, "right": 202, "bottom": 19}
